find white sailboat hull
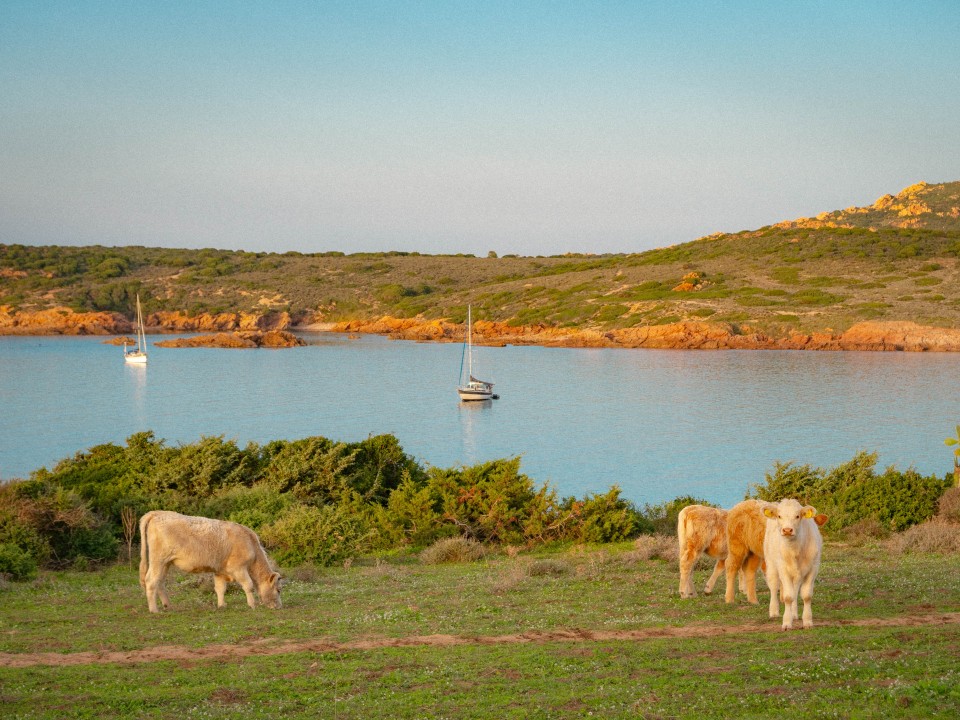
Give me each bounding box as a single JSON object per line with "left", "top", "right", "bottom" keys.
{"left": 124, "top": 351, "right": 147, "bottom": 364}
{"left": 457, "top": 384, "right": 494, "bottom": 401}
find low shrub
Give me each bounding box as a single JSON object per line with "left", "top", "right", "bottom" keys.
{"left": 841, "top": 518, "right": 890, "bottom": 545}
{"left": 560, "top": 487, "right": 645, "bottom": 543}
{"left": 750, "top": 452, "right": 949, "bottom": 531}
{"left": 419, "top": 537, "right": 485, "bottom": 565}
{"left": 526, "top": 558, "right": 571, "bottom": 577}
{"left": 0, "top": 542, "right": 38, "bottom": 581}
{"left": 886, "top": 520, "right": 960, "bottom": 554}
{"left": 936, "top": 487, "right": 960, "bottom": 523}
{"left": 641, "top": 495, "right": 715, "bottom": 536}
{"left": 632, "top": 534, "right": 678, "bottom": 563}
{"left": 261, "top": 503, "right": 373, "bottom": 567}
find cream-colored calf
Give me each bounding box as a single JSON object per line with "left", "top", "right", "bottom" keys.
{"left": 139, "top": 510, "right": 282, "bottom": 613}
{"left": 762, "top": 499, "right": 823, "bottom": 630}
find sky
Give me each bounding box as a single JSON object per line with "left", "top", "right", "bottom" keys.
{"left": 1, "top": 1, "right": 958, "bottom": 257}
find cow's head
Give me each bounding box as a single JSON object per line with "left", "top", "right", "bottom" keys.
{"left": 260, "top": 572, "right": 283, "bottom": 609}
{"left": 763, "top": 499, "right": 816, "bottom": 540}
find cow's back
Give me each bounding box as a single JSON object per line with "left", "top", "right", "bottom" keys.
{"left": 678, "top": 505, "right": 728, "bottom": 557}
{"left": 726, "top": 500, "right": 766, "bottom": 556}
{"left": 146, "top": 511, "right": 255, "bottom": 574}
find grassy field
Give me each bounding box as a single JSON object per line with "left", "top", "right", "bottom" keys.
{"left": 2, "top": 540, "right": 959, "bottom": 718}
{"left": 3, "top": 182, "right": 960, "bottom": 337}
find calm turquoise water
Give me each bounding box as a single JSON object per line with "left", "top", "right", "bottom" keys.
{"left": 0, "top": 333, "right": 956, "bottom": 507}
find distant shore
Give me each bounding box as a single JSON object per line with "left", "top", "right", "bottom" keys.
{"left": 4, "top": 305, "right": 960, "bottom": 351}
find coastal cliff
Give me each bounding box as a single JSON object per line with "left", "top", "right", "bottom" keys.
{"left": 326, "top": 316, "right": 960, "bottom": 352}
{"left": 0, "top": 306, "right": 291, "bottom": 336}
{"left": 5, "top": 304, "right": 960, "bottom": 351}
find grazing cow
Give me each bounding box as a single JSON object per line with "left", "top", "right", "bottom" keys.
{"left": 723, "top": 499, "right": 769, "bottom": 604}
{"left": 139, "top": 510, "right": 282, "bottom": 613}
{"left": 677, "top": 505, "right": 729, "bottom": 598}
{"left": 762, "top": 498, "right": 823, "bottom": 630}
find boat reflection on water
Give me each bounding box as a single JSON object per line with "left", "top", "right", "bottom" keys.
{"left": 125, "top": 360, "right": 148, "bottom": 429}
{"left": 457, "top": 395, "right": 493, "bottom": 460}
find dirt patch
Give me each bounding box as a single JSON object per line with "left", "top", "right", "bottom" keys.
{"left": 2, "top": 612, "right": 958, "bottom": 668}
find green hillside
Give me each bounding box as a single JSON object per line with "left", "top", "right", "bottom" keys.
{"left": 2, "top": 180, "right": 960, "bottom": 334}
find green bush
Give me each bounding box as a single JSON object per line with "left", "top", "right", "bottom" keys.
{"left": 261, "top": 503, "right": 373, "bottom": 567}
{"left": 0, "top": 543, "right": 38, "bottom": 581}
{"left": 200, "top": 485, "right": 295, "bottom": 532}
{"left": 428, "top": 458, "right": 557, "bottom": 545}
{"left": 640, "top": 495, "right": 715, "bottom": 536}
{"left": 750, "top": 451, "right": 950, "bottom": 531}
{"left": 561, "top": 487, "right": 644, "bottom": 542}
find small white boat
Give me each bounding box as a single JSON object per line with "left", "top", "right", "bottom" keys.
{"left": 123, "top": 294, "right": 148, "bottom": 365}
{"left": 457, "top": 305, "right": 497, "bottom": 401}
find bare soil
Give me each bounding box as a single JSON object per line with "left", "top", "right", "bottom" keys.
{"left": 2, "top": 611, "right": 957, "bottom": 668}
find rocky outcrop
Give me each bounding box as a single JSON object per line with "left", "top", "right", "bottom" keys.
{"left": 148, "top": 311, "right": 291, "bottom": 333}
{"left": 154, "top": 331, "right": 304, "bottom": 349}
{"left": 0, "top": 305, "right": 131, "bottom": 335}
{"left": 324, "top": 316, "right": 960, "bottom": 352}
{"left": 0, "top": 307, "right": 291, "bottom": 336}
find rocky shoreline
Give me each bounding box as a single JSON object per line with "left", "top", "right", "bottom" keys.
{"left": 4, "top": 304, "right": 960, "bottom": 352}
{"left": 322, "top": 317, "right": 960, "bottom": 352}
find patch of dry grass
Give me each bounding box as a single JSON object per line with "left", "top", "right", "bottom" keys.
{"left": 936, "top": 487, "right": 960, "bottom": 523}
{"left": 419, "top": 537, "right": 486, "bottom": 565}
{"left": 630, "top": 534, "right": 678, "bottom": 563}
{"left": 886, "top": 520, "right": 960, "bottom": 554}
{"left": 842, "top": 518, "right": 891, "bottom": 546}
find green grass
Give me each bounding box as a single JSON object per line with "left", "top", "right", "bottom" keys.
{"left": 1, "top": 541, "right": 960, "bottom": 717}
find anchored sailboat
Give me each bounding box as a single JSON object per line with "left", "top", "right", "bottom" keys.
{"left": 457, "top": 305, "right": 497, "bottom": 401}
{"left": 123, "top": 294, "right": 148, "bottom": 365}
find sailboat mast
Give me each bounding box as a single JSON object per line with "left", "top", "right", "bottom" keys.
{"left": 467, "top": 305, "right": 473, "bottom": 378}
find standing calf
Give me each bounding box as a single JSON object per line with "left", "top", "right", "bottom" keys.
{"left": 724, "top": 499, "right": 768, "bottom": 604}
{"left": 762, "top": 499, "right": 823, "bottom": 630}
{"left": 677, "top": 505, "right": 729, "bottom": 598}
{"left": 139, "top": 510, "right": 282, "bottom": 613}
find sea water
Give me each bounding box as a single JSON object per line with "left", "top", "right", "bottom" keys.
{"left": 0, "top": 333, "right": 956, "bottom": 507}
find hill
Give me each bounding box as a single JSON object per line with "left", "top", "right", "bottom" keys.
{"left": 2, "top": 180, "right": 960, "bottom": 343}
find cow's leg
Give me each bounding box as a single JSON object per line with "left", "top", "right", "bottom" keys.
{"left": 780, "top": 576, "right": 797, "bottom": 630}
{"left": 766, "top": 566, "right": 781, "bottom": 621}
{"left": 703, "top": 557, "right": 725, "bottom": 595}
{"left": 724, "top": 543, "right": 745, "bottom": 603}
{"left": 234, "top": 569, "right": 257, "bottom": 609}
{"left": 214, "top": 574, "right": 229, "bottom": 608}
{"left": 743, "top": 554, "right": 762, "bottom": 605}
{"left": 678, "top": 547, "right": 699, "bottom": 598}
{"left": 799, "top": 573, "right": 816, "bottom": 629}
{"left": 145, "top": 562, "right": 168, "bottom": 613}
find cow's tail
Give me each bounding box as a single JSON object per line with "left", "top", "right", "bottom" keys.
{"left": 677, "top": 506, "right": 691, "bottom": 550}
{"left": 138, "top": 511, "right": 156, "bottom": 588}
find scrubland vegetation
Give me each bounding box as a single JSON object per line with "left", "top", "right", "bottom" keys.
{"left": 0, "top": 432, "right": 955, "bottom": 582}
{"left": 3, "top": 181, "right": 960, "bottom": 336}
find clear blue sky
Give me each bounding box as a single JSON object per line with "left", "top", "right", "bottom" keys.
{"left": 1, "top": 1, "right": 958, "bottom": 256}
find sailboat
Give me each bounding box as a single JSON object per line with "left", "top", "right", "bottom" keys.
{"left": 123, "top": 294, "right": 148, "bottom": 365}
{"left": 457, "top": 305, "right": 497, "bottom": 401}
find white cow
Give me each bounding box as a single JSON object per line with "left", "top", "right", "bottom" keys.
{"left": 762, "top": 499, "right": 823, "bottom": 630}
{"left": 139, "top": 510, "right": 282, "bottom": 613}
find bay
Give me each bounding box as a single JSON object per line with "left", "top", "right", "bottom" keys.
{"left": 0, "top": 333, "right": 956, "bottom": 508}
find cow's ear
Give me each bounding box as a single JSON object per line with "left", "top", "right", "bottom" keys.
{"left": 802, "top": 506, "right": 816, "bottom": 519}
{"left": 814, "top": 514, "right": 828, "bottom": 527}
{"left": 269, "top": 572, "right": 281, "bottom": 587}
{"left": 762, "top": 506, "right": 777, "bottom": 518}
